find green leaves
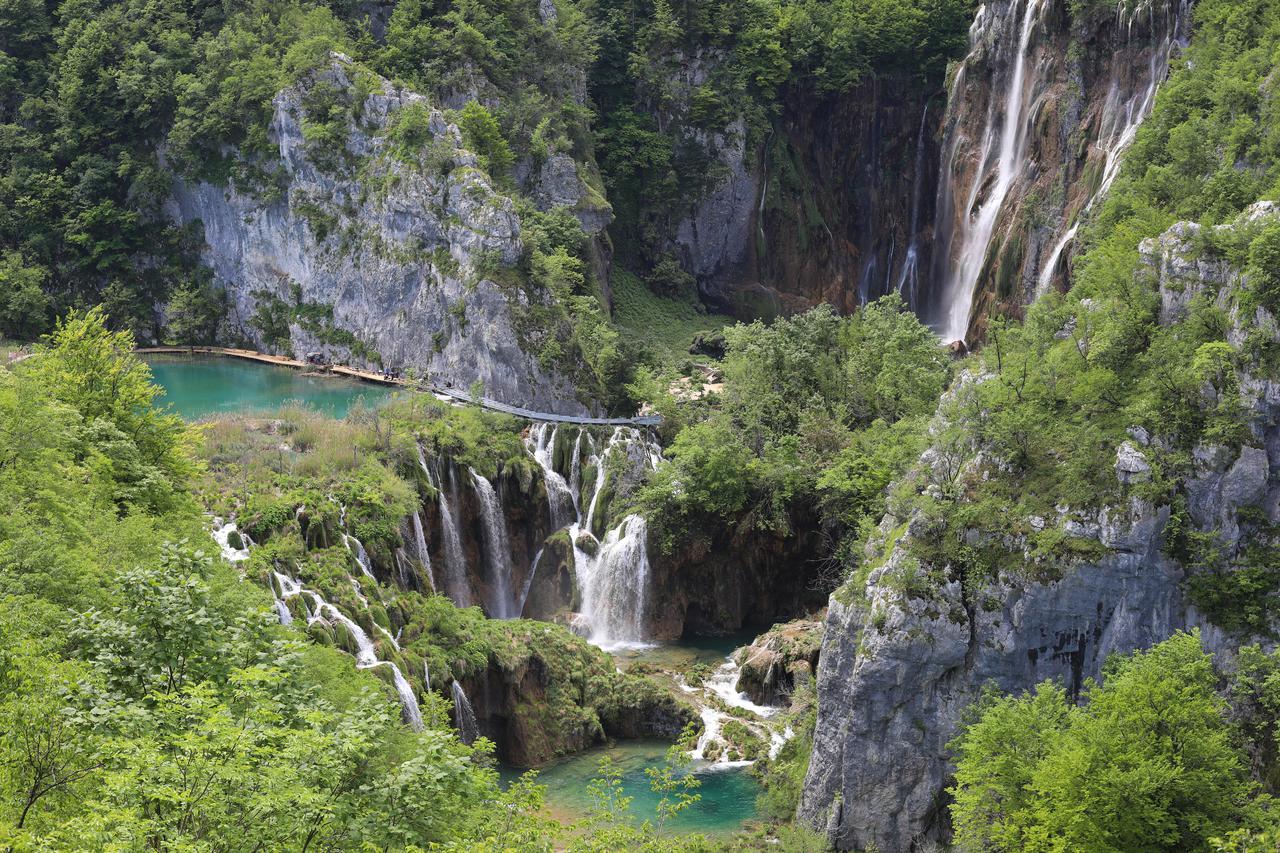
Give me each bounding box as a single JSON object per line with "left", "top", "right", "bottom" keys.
{"left": 950, "top": 633, "right": 1260, "bottom": 853}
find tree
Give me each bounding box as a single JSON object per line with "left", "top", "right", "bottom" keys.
{"left": 457, "top": 100, "right": 513, "bottom": 178}
{"left": 0, "top": 253, "right": 51, "bottom": 340}
{"left": 950, "top": 632, "right": 1260, "bottom": 853}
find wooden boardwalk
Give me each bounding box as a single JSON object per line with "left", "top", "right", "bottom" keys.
{"left": 134, "top": 346, "right": 661, "bottom": 427}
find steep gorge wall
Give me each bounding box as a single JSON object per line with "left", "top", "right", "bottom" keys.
{"left": 661, "top": 0, "right": 1185, "bottom": 336}
{"left": 166, "top": 57, "right": 595, "bottom": 415}
{"left": 797, "top": 208, "right": 1280, "bottom": 850}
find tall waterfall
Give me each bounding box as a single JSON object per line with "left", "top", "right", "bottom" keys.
{"left": 896, "top": 102, "right": 931, "bottom": 305}
{"left": 451, "top": 681, "right": 479, "bottom": 745}
{"left": 928, "top": 0, "right": 1186, "bottom": 337}
{"left": 470, "top": 468, "right": 515, "bottom": 619}
{"left": 1037, "top": 0, "right": 1187, "bottom": 294}
{"left": 935, "top": 0, "right": 1047, "bottom": 342}
{"left": 524, "top": 425, "right": 663, "bottom": 648}
{"left": 417, "top": 443, "right": 471, "bottom": 606}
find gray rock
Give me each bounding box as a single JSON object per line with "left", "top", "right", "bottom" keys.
{"left": 165, "top": 56, "right": 591, "bottom": 415}
{"left": 1114, "top": 440, "right": 1151, "bottom": 485}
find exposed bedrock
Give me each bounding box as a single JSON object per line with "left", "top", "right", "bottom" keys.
{"left": 166, "top": 56, "right": 594, "bottom": 415}
{"left": 798, "top": 209, "right": 1280, "bottom": 850}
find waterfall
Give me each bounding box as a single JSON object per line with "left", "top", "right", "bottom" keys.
{"left": 574, "top": 515, "right": 652, "bottom": 648}
{"left": 342, "top": 533, "right": 375, "bottom": 579}
{"left": 451, "top": 681, "right": 479, "bottom": 745}
{"left": 524, "top": 423, "right": 575, "bottom": 530}
{"left": 211, "top": 517, "right": 252, "bottom": 563}
{"left": 417, "top": 443, "right": 471, "bottom": 607}
{"left": 937, "top": 0, "right": 1047, "bottom": 343}
{"left": 516, "top": 547, "right": 544, "bottom": 618}
{"left": 272, "top": 571, "right": 423, "bottom": 731}
{"left": 470, "top": 468, "right": 515, "bottom": 619}
{"left": 1037, "top": 0, "right": 1186, "bottom": 293}
{"left": 683, "top": 655, "right": 787, "bottom": 767}
{"left": 423, "top": 662, "right": 431, "bottom": 693}
{"left": 410, "top": 510, "right": 436, "bottom": 592}
{"left": 896, "top": 102, "right": 931, "bottom": 306}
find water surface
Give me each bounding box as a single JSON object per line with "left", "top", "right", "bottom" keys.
{"left": 511, "top": 740, "right": 760, "bottom": 836}
{"left": 145, "top": 354, "right": 397, "bottom": 420}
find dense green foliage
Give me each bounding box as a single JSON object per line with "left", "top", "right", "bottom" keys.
{"left": 950, "top": 633, "right": 1277, "bottom": 852}
{"left": 638, "top": 296, "right": 949, "bottom": 571}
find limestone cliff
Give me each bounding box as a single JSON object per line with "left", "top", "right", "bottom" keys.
{"left": 166, "top": 56, "right": 593, "bottom": 415}
{"left": 798, "top": 207, "right": 1280, "bottom": 850}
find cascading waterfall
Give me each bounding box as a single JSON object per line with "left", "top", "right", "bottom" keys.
{"left": 1037, "top": 0, "right": 1186, "bottom": 294}
{"left": 416, "top": 443, "right": 471, "bottom": 606}
{"left": 469, "top": 468, "right": 515, "bottom": 619}
{"left": 681, "top": 655, "right": 791, "bottom": 766}
{"left": 516, "top": 547, "right": 544, "bottom": 617}
{"left": 342, "top": 533, "right": 375, "bottom": 579}
{"left": 896, "top": 102, "right": 931, "bottom": 306}
{"left": 936, "top": 0, "right": 1047, "bottom": 343}
{"left": 451, "top": 681, "right": 479, "bottom": 745}
{"left": 574, "top": 515, "right": 652, "bottom": 648}
{"left": 524, "top": 423, "right": 575, "bottom": 530}
{"left": 273, "top": 572, "right": 424, "bottom": 731}
{"left": 520, "top": 425, "right": 662, "bottom": 646}
{"left": 211, "top": 517, "right": 252, "bottom": 563}
{"left": 409, "top": 510, "right": 436, "bottom": 592}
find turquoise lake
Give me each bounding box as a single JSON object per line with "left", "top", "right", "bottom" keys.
{"left": 144, "top": 354, "right": 398, "bottom": 420}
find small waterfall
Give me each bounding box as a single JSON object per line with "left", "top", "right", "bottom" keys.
{"left": 896, "top": 102, "right": 931, "bottom": 306}
{"left": 211, "top": 517, "right": 252, "bottom": 563}
{"left": 937, "top": 0, "right": 1048, "bottom": 343}
{"left": 410, "top": 510, "right": 436, "bottom": 592}
{"left": 417, "top": 443, "right": 471, "bottom": 606}
{"left": 273, "top": 571, "right": 422, "bottom": 731}
{"left": 470, "top": 468, "right": 515, "bottom": 619}
{"left": 683, "top": 655, "right": 787, "bottom": 767}
{"left": 342, "top": 533, "right": 375, "bottom": 579}
{"left": 516, "top": 547, "right": 544, "bottom": 618}
{"left": 423, "top": 662, "right": 431, "bottom": 693}
{"left": 1036, "top": 222, "right": 1079, "bottom": 295}
{"left": 524, "top": 423, "right": 576, "bottom": 530}
{"left": 451, "top": 681, "right": 479, "bottom": 745}
{"left": 575, "top": 515, "right": 652, "bottom": 648}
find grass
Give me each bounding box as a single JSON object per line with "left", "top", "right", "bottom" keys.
{"left": 610, "top": 269, "right": 733, "bottom": 369}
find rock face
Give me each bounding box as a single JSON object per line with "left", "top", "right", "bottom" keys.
{"left": 659, "top": 0, "right": 1186, "bottom": 335}
{"left": 924, "top": 0, "right": 1188, "bottom": 341}
{"left": 734, "top": 616, "right": 824, "bottom": 707}
{"left": 798, "top": 212, "right": 1280, "bottom": 851}
{"left": 668, "top": 77, "right": 941, "bottom": 319}
{"left": 166, "top": 56, "right": 591, "bottom": 415}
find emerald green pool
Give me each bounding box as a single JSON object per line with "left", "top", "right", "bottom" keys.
{"left": 144, "top": 354, "right": 397, "bottom": 420}
{"left": 513, "top": 740, "right": 760, "bottom": 836}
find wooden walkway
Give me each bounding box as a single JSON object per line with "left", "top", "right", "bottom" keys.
{"left": 134, "top": 346, "right": 661, "bottom": 427}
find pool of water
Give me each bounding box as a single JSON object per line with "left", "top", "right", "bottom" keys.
{"left": 510, "top": 740, "right": 760, "bottom": 836}
{"left": 609, "top": 627, "right": 765, "bottom": 673}
{"left": 144, "top": 354, "right": 398, "bottom": 420}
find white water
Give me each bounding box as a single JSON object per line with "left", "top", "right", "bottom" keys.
{"left": 574, "top": 515, "right": 652, "bottom": 648}
{"left": 470, "top": 468, "right": 515, "bottom": 619}
{"left": 342, "top": 533, "right": 375, "bottom": 579}
{"left": 451, "top": 681, "right": 479, "bottom": 745}
{"left": 1037, "top": 0, "right": 1185, "bottom": 294}
{"left": 211, "top": 517, "right": 252, "bottom": 563}
{"left": 409, "top": 510, "right": 436, "bottom": 592}
{"left": 525, "top": 423, "right": 575, "bottom": 530}
{"left": 684, "top": 655, "right": 790, "bottom": 766}
{"left": 417, "top": 443, "right": 471, "bottom": 606}
{"left": 271, "top": 574, "right": 424, "bottom": 730}
{"left": 896, "top": 102, "right": 931, "bottom": 306}
{"left": 939, "top": 0, "right": 1047, "bottom": 343}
